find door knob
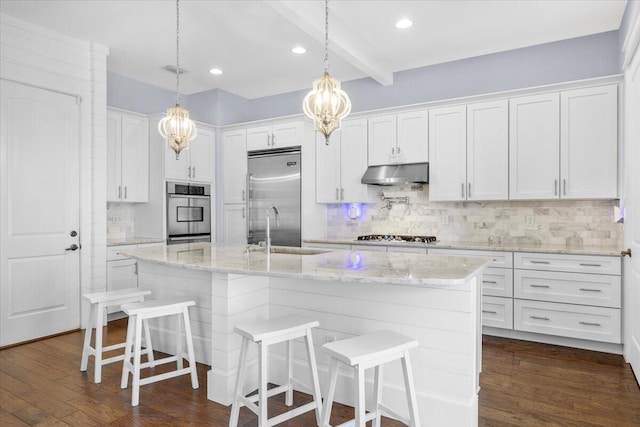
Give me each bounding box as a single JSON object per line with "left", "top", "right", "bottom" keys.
{"left": 621, "top": 248, "right": 632, "bottom": 257}
{"left": 70, "top": 230, "right": 77, "bottom": 237}
{"left": 65, "top": 244, "right": 79, "bottom": 251}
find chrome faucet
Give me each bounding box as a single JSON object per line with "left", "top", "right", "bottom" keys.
{"left": 265, "top": 204, "right": 280, "bottom": 254}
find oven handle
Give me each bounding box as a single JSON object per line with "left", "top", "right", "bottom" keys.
{"left": 167, "top": 235, "right": 210, "bottom": 242}
{"left": 168, "top": 194, "right": 210, "bottom": 200}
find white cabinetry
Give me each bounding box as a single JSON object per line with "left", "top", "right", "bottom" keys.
{"left": 222, "top": 130, "right": 248, "bottom": 204}
{"left": 222, "top": 204, "right": 247, "bottom": 245}
{"left": 316, "top": 118, "right": 371, "bottom": 203}
{"left": 368, "top": 111, "right": 428, "bottom": 166}
{"left": 428, "top": 105, "right": 467, "bottom": 201}
{"left": 164, "top": 124, "right": 215, "bottom": 183}
{"left": 107, "top": 109, "right": 149, "bottom": 202}
{"left": 246, "top": 121, "right": 303, "bottom": 151}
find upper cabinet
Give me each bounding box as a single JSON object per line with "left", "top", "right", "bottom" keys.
{"left": 428, "top": 105, "right": 467, "bottom": 201}
{"left": 246, "top": 121, "right": 303, "bottom": 151}
{"left": 368, "top": 111, "right": 428, "bottom": 166}
{"left": 164, "top": 124, "right": 215, "bottom": 183}
{"left": 510, "top": 85, "right": 618, "bottom": 200}
{"left": 222, "top": 129, "right": 248, "bottom": 204}
{"left": 107, "top": 109, "right": 149, "bottom": 202}
{"left": 316, "top": 118, "right": 371, "bottom": 203}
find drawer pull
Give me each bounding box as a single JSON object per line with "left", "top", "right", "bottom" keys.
{"left": 483, "top": 280, "right": 498, "bottom": 284}
{"left": 530, "top": 260, "right": 550, "bottom": 264}
{"left": 579, "top": 321, "right": 601, "bottom": 327}
{"left": 530, "top": 315, "right": 550, "bottom": 321}
{"left": 530, "top": 284, "right": 550, "bottom": 288}
{"left": 579, "top": 288, "right": 602, "bottom": 293}
{"left": 482, "top": 310, "right": 498, "bottom": 314}
{"left": 579, "top": 263, "right": 602, "bottom": 267}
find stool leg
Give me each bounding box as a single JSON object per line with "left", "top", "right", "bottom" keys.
{"left": 372, "top": 364, "right": 384, "bottom": 427}
{"left": 401, "top": 350, "right": 421, "bottom": 427}
{"left": 93, "top": 301, "right": 105, "bottom": 384}
{"left": 355, "top": 365, "right": 366, "bottom": 427}
{"left": 182, "top": 306, "right": 199, "bottom": 389}
{"left": 131, "top": 314, "right": 144, "bottom": 406}
{"left": 80, "top": 302, "right": 96, "bottom": 372}
{"left": 120, "top": 314, "right": 136, "bottom": 389}
{"left": 285, "top": 339, "right": 293, "bottom": 406}
{"left": 320, "top": 357, "right": 338, "bottom": 427}
{"left": 258, "top": 342, "right": 268, "bottom": 427}
{"left": 142, "top": 318, "right": 155, "bottom": 367}
{"left": 176, "top": 313, "right": 183, "bottom": 370}
{"left": 229, "top": 337, "right": 249, "bottom": 427}
{"left": 304, "top": 328, "right": 323, "bottom": 425}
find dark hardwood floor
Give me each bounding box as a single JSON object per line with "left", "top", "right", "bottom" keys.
{"left": 1, "top": 319, "right": 638, "bottom": 426}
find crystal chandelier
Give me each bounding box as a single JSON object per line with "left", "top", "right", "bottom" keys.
{"left": 158, "top": 0, "right": 197, "bottom": 159}
{"left": 302, "top": 0, "right": 351, "bottom": 145}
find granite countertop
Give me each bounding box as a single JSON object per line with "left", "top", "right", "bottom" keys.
{"left": 107, "top": 236, "right": 166, "bottom": 247}
{"left": 119, "top": 243, "right": 490, "bottom": 287}
{"left": 304, "top": 237, "right": 622, "bottom": 257}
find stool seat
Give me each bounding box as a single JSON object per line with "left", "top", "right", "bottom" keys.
{"left": 80, "top": 288, "right": 154, "bottom": 384}
{"left": 120, "top": 297, "right": 199, "bottom": 406}
{"left": 321, "top": 331, "right": 421, "bottom": 427}
{"left": 229, "top": 314, "right": 323, "bottom": 427}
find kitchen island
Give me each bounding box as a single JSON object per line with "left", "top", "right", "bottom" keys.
{"left": 120, "top": 243, "right": 490, "bottom": 427}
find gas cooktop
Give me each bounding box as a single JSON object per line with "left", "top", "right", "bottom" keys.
{"left": 356, "top": 235, "right": 437, "bottom": 243}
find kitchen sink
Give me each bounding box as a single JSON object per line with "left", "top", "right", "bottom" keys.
{"left": 270, "top": 247, "right": 330, "bottom": 255}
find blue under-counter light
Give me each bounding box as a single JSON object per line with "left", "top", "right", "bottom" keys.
{"left": 346, "top": 251, "right": 363, "bottom": 270}
{"left": 345, "top": 203, "right": 364, "bottom": 219}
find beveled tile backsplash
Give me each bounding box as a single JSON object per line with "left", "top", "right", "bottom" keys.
{"left": 326, "top": 186, "right": 623, "bottom": 249}
{"left": 106, "top": 202, "right": 135, "bottom": 239}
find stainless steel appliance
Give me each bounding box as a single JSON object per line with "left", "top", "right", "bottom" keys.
{"left": 361, "top": 162, "right": 429, "bottom": 185}
{"left": 166, "top": 181, "right": 211, "bottom": 245}
{"left": 247, "top": 147, "right": 301, "bottom": 247}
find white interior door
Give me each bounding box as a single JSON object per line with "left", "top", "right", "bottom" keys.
{"left": 0, "top": 80, "right": 81, "bottom": 347}
{"left": 623, "top": 39, "right": 640, "bottom": 383}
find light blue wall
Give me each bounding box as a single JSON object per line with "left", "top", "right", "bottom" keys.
{"left": 107, "top": 30, "right": 621, "bottom": 125}
{"left": 619, "top": 0, "right": 640, "bottom": 66}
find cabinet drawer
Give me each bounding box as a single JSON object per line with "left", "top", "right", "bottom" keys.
{"left": 514, "top": 270, "right": 621, "bottom": 308}
{"left": 304, "top": 243, "right": 350, "bottom": 250}
{"left": 514, "top": 299, "right": 621, "bottom": 343}
{"left": 428, "top": 248, "right": 512, "bottom": 268}
{"left": 351, "top": 244, "right": 387, "bottom": 252}
{"left": 107, "top": 245, "right": 133, "bottom": 261}
{"left": 482, "top": 296, "right": 513, "bottom": 329}
{"left": 386, "top": 246, "right": 427, "bottom": 254}
{"left": 514, "top": 252, "right": 621, "bottom": 275}
{"left": 482, "top": 267, "right": 513, "bottom": 297}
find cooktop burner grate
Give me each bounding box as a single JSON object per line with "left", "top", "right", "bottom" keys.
{"left": 356, "top": 235, "right": 437, "bottom": 243}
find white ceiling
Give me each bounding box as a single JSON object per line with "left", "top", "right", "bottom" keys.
{"left": 0, "top": 0, "right": 628, "bottom": 99}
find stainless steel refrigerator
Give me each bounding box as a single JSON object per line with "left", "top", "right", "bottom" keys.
{"left": 247, "top": 147, "right": 301, "bottom": 247}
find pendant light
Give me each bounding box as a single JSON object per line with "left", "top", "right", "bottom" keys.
{"left": 158, "top": 0, "right": 197, "bottom": 159}
{"left": 302, "top": 0, "right": 351, "bottom": 145}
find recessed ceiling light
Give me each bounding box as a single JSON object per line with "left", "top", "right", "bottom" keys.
{"left": 209, "top": 68, "right": 223, "bottom": 75}
{"left": 395, "top": 18, "right": 413, "bottom": 29}
{"left": 291, "top": 46, "right": 307, "bottom": 54}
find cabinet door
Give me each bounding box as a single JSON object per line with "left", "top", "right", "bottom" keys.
{"left": 106, "top": 111, "right": 122, "bottom": 201}
{"left": 106, "top": 259, "right": 138, "bottom": 312}
{"left": 397, "top": 110, "right": 428, "bottom": 164}
{"left": 428, "top": 105, "right": 467, "bottom": 201}
{"left": 246, "top": 125, "right": 272, "bottom": 151}
{"left": 367, "top": 115, "right": 396, "bottom": 166}
{"left": 467, "top": 100, "right": 508, "bottom": 201}
{"left": 120, "top": 114, "right": 149, "bottom": 202}
{"left": 273, "top": 121, "right": 303, "bottom": 149}
{"left": 340, "top": 118, "right": 371, "bottom": 202}
{"left": 189, "top": 126, "right": 215, "bottom": 183}
{"left": 222, "top": 130, "right": 247, "bottom": 204}
{"left": 223, "top": 204, "right": 247, "bottom": 245}
{"left": 315, "top": 130, "right": 341, "bottom": 203}
{"left": 561, "top": 85, "right": 618, "bottom": 199}
{"left": 509, "top": 93, "right": 560, "bottom": 200}
{"left": 164, "top": 140, "right": 190, "bottom": 181}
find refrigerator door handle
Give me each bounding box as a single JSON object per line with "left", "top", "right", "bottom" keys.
{"left": 246, "top": 173, "right": 252, "bottom": 243}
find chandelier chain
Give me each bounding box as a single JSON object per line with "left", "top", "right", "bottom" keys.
{"left": 175, "top": 0, "right": 181, "bottom": 104}
{"left": 324, "top": 0, "right": 329, "bottom": 73}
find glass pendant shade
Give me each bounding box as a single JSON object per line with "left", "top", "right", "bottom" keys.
{"left": 303, "top": 71, "right": 351, "bottom": 144}
{"left": 158, "top": 103, "right": 197, "bottom": 159}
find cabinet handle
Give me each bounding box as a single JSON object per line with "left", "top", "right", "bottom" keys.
{"left": 336, "top": 188, "right": 339, "bottom": 201}
{"left": 563, "top": 179, "right": 567, "bottom": 195}
{"left": 272, "top": 133, "right": 276, "bottom": 146}
{"left": 482, "top": 280, "right": 498, "bottom": 284}
{"left": 118, "top": 186, "right": 122, "bottom": 199}
{"left": 530, "top": 284, "right": 550, "bottom": 288}
{"left": 579, "top": 321, "right": 601, "bottom": 327}
{"left": 468, "top": 183, "right": 471, "bottom": 198}
{"left": 482, "top": 310, "right": 498, "bottom": 314}
{"left": 188, "top": 166, "right": 191, "bottom": 178}
{"left": 340, "top": 188, "right": 344, "bottom": 201}
{"left": 461, "top": 183, "right": 465, "bottom": 198}
{"left": 530, "top": 260, "right": 550, "bottom": 264}
{"left": 134, "top": 262, "right": 138, "bottom": 275}
{"left": 192, "top": 167, "right": 196, "bottom": 178}
{"left": 242, "top": 190, "right": 245, "bottom": 201}
{"left": 267, "top": 134, "right": 271, "bottom": 146}
{"left": 554, "top": 179, "right": 558, "bottom": 196}
{"left": 242, "top": 207, "right": 245, "bottom": 218}
{"left": 397, "top": 146, "right": 401, "bottom": 154}
{"left": 579, "top": 288, "right": 602, "bottom": 292}
{"left": 124, "top": 186, "right": 127, "bottom": 199}
{"left": 391, "top": 147, "right": 395, "bottom": 154}
{"left": 530, "top": 315, "right": 550, "bottom": 321}
{"left": 579, "top": 263, "right": 602, "bottom": 267}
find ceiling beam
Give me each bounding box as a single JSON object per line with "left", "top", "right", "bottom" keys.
{"left": 264, "top": 0, "right": 394, "bottom": 86}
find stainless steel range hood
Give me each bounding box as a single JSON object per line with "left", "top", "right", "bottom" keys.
{"left": 361, "top": 162, "right": 429, "bottom": 186}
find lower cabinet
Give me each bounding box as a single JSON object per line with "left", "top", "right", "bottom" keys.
{"left": 223, "top": 204, "right": 247, "bottom": 245}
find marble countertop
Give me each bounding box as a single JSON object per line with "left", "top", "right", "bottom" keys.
{"left": 107, "top": 236, "right": 165, "bottom": 247}
{"left": 304, "top": 237, "right": 622, "bottom": 257}
{"left": 119, "top": 243, "right": 491, "bottom": 287}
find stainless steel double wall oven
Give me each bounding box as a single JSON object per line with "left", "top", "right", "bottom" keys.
{"left": 166, "top": 181, "right": 211, "bottom": 245}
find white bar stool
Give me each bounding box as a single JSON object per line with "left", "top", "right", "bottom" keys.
{"left": 320, "top": 331, "right": 421, "bottom": 427}
{"left": 229, "top": 314, "right": 323, "bottom": 427}
{"left": 120, "top": 298, "right": 199, "bottom": 406}
{"left": 80, "top": 288, "right": 155, "bottom": 384}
